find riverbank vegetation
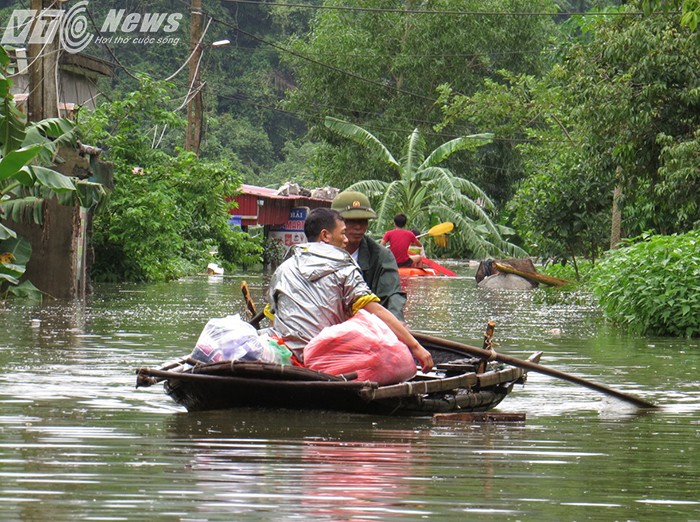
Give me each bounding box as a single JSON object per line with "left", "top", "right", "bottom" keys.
{"left": 78, "top": 78, "right": 262, "bottom": 282}
{"left": 590, "top": 231, "right": 700, "bottom": 338}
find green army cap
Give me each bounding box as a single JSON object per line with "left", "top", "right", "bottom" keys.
{"left": 331, "top": 191, "right": 378, "bottom": 219}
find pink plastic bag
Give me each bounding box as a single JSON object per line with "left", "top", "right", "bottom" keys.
{"left": 303, "top": 309, "right": 417, "bottom": 385}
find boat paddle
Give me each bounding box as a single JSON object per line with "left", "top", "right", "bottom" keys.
{"left": 413, "top": 223, "right": 458, "bottom": 276}
{"left": 420, "top": 257, "right": 457, "bottom": 277}
{"left": 412, "top": 331, "right": 659, "bottom": 409}
{"left": 415, "top": 222, "right": 454, "bottom": 239}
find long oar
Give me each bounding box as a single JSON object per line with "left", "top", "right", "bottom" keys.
{"left": 416, "top": 222, "right": 454, "bottom": 239}
{"left": 413, "top": 332, "right": 658, "bottom": 409}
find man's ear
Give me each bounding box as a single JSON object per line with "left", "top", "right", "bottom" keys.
{"left": 318, "top": 228, "right": 330, "bottom": 243}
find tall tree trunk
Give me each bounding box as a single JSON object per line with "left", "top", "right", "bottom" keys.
{"left": 395, "top": 0, "right": 414, "bottom": 93}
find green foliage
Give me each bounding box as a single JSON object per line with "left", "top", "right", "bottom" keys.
{"left": 590, "top": 231, "right": 700, "bottom": 337}
{"left": 89, "top": 150, "right": 263, "bottom": 282}
{"left": 439, "top": 8, "right": 700, "bottom": 263}
{"left": 81, "top": 79, "right": 262, "bottom": 282}
{"left": 508, "top": 145, "right": 612, "bottom": 264}
{"left": 560, "top": 10, "right": 700, "bottom": 235}
{"left": 542, "top": 258, "right": 594, "bottom": 283}
{"left": 5, "top": 279, "right": 42, "bottom": 299}
{"left": 642, "top": 0, "right": 700, "bottom": 30}
{"left": 262, "top": 236, "right": 287, "bottom": 268}
{"left": 283, "top": 0, "right": 558, "bottom": 189}
{"left": 325, "top": 117, "right": 526, "bottom": 258}
{"left": 0, "top": 236, "right": 29, "bottom": 286}
{"left": 78, "top": 75, "right": 183, "bottom": 167}
{"left": 437, "top": 67, "right": 614, "bottom": 264}
{"left": 265, "top": 140, "right": 323, "bottom": 188}
{"left": 200, "top": 114, "right": 275, "bottom": 182}
{"left": 0, "top": 45, "right": 102, "bottom": 298}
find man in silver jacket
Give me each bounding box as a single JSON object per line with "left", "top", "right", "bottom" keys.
{"left": 267, "top": 207, "right": 433, "bottom": 372}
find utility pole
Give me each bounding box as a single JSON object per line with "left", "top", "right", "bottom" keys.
{"left": 27, "top": 0, "right": 59, "bottom": 122}
{"left": 185, "top": 0, "right": 203, "bottom": 154}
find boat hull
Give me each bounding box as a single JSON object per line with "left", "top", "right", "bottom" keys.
{"left": 137, "top": 344, "right": 529, "bottom": 416}
{"left": 398, "top": 267, "right": 439, "bottom": 277}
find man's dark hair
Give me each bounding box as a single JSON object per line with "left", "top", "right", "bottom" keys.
{"left": 393, "top": 213, "right": 407, "bottom": 228}
{"left": 304, "top": 207, "right": 343, "bottom": 241}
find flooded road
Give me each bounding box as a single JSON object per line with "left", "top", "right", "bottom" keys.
{"left": 1, "top": 269, "right": 699, "bottom": 520}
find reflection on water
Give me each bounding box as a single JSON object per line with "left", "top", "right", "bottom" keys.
{"left": 0, "top": 270, "right": 699, "bottom": 520}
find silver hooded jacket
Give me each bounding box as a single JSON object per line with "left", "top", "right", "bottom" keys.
{"left": 268, "top": 242, "right": 373, "bottom": 353}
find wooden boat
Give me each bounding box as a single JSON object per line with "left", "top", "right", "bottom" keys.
{"left": 136, "top": 340, "right": 541, "bottom": 415}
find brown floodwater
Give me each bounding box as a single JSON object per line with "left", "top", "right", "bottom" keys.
{"left": 1, "top": 267, "right": 698, "bottom": 520}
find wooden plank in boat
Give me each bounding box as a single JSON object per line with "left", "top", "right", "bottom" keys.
{"left": 360, "top": 372, "right": 478, "bottom": 401}
{"left": 477, "top": 367, "right": 524, "bottom": 387}
{"left": 138, "top": 367, "right": 373, "bottom": 391}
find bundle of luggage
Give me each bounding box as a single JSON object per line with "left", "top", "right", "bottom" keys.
{"left": 190, "top": 310, "right": 417, "bottom": 386}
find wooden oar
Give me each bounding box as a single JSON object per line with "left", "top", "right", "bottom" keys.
{"left": 421, "top": 257, "right": 457, "bottom": 277}
{"left": 412, "top": 332, "right": 659, "bottom": 409}
{"left": 241, "top": 281, "right": 265, "bottom": 329}
{"left": 241, "top": 281, "right": 257, "bottom": 318}
{"left": 416, "top": 222, "right": 454, "bottom": 239}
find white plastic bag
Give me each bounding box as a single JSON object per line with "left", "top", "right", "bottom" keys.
{"left": 190, "top": 314, "right": 285, "bottom": 364}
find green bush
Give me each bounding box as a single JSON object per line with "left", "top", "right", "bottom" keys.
{"left": 590, "top": 231, "right": 700, "bottom": 337}
{"left": 541, "top": 259, "right": 594, "bottom": 285}
{"left": 81, "top": 79, "right": 262, "bottom": 282}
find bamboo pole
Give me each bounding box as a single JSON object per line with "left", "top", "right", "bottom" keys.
{"left": 413, "top": 332, "right": 659, "bottom": 409}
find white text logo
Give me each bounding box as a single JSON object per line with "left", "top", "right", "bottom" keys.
{"left": 2, "top": 2, "right": 183, "bottom": 54}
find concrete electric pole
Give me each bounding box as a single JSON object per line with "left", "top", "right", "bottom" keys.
{"left": 27, "top": 0, "right": 59, "bottom": 122}
{"left": 185, "top": 0, "right": 203, "bottom": 154}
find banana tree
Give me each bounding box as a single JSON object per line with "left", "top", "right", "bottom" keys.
{"left": 0, "top": 46, "right": 105, "bottom": 297}
{"left": 324, "top": 116, "right": 527, "bottom": 258}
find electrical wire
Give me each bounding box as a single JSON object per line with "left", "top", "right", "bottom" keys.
{"left": 207, "top": 14, "right": 436, "bottom": 103}
{"left": 217, "top": 92, "right": 573, "bottom": 145}
{"left": 164, "top": 17, "right": 212, "bottom": 82}
{"left": 220, "top": 0, "right": 673, "bottom": 18}
{"left": 86, "top": 6, "right": 140, "bottom": 80}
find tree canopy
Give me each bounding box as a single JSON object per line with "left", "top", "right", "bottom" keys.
{"left": 325, "top": 117, "right": 526, "bottom": 258}
{"left": 282, "top": 0, "right": 558, "bottom": 191}
{"left": 438, "top": 4, "right": 700, "bottom": 262}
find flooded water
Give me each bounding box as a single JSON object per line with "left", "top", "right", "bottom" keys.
{"left": 1, "top": 267, "right": 699, "bottom": 521}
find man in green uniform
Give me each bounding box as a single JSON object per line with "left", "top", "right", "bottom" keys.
{"left": 331, "top": 191, "right": 407, "bottom": 322}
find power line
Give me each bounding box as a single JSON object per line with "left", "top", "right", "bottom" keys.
{"left": 218, "top": 92, "right": 576, "bottom": 146}
{"left": 221, "top": 0, "right": 670, "bottom": 17}
{"left": 205, "top": 14, "right": 437, "bottom": 103}
{"left": 86, "top": 7, "right": 140, "bottom": 81}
